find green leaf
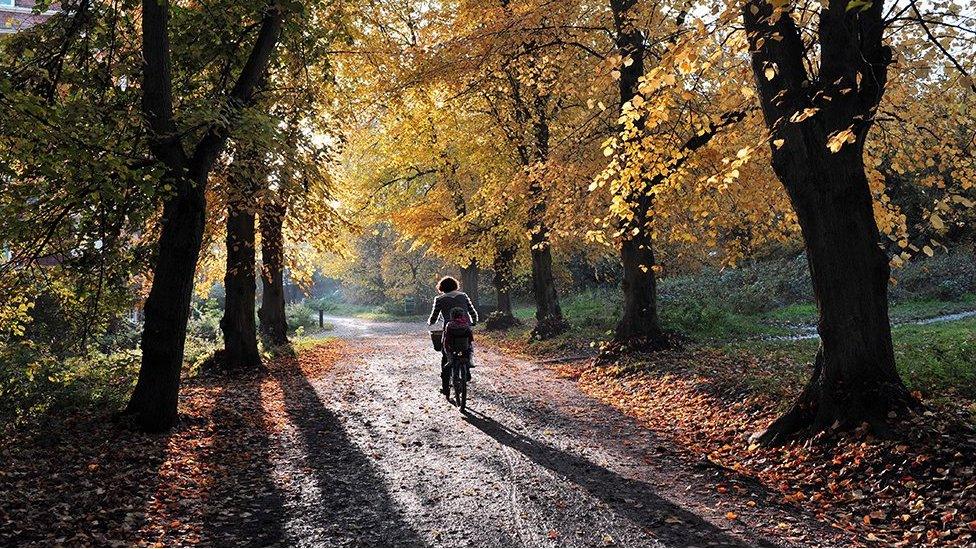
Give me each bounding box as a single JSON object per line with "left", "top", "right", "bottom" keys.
{"left": 846, "top": 0, "right": 873, "bottom": 12}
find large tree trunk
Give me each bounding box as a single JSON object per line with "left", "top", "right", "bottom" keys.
{"left": 124, "top": 0, "right": 283, "bottom": 431}
{"left": 759, "top": 144, "right": 917, "bottom": 443}
{"left": 486, "top": 244, "right": 520, "bottom": 331}
{"left": 460, "top": 261, "right": 480, "bottom": 315}
{"left": 259, "top": 201, "right": 288, "bottom": 346}
{"left": 615, "top": 215, "right": 666, "bottom": 346}
{"left": 610, "top": 0, "right": 667, "bottom": 349}
{"left": 526, "top": 95, "right": 568, "bottom": 340}
{"left": 125, "top": 176, "right": 206, "bottom": 431}
{"left": 220, "top": 166, "right": 261, "bottom": 371}
{"left": 743, "top": 0, "right": 919, "bottom": 444}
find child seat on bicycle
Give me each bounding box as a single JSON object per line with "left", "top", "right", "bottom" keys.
{"left": 443, "top": 307, "right": 474, "bottom": 354}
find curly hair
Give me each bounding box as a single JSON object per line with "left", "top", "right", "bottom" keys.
{"left": 437, "top": 276, "right": 459, "bottom": 293}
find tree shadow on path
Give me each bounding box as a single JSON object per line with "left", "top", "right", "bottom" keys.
{"left": 463, "top": 409, "right": 771, "bottom": 548}
{"left": 196, "top": 378, "right": 291, "bottom": 546}
{"left": 272, "top": 351, "right": 422, "bottom": 547}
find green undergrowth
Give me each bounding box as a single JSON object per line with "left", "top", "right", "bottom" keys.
{"left": 0, "top": 346, "right": 140, "bottom": 430}
{"left": 490, "top": 273, "right": 976, "bottom": 415}
{"left": 1, "top": 297, "right": 342, "bottom": 430}
{"left": 723, "top": 317, "right": 976, "bottom": 406}
{"left": 499, "top": 272, "right": 976, "bottom": 350}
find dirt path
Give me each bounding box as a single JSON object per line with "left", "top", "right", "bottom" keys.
{"left": 0, "top": 317, "right": 851, "bottom": 547}
{"left": 273, "top": 318, "right": 847, "bottom": 547}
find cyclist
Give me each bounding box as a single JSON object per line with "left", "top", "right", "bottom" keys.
{"left": 428, "top": 276, "right": 478, "bottom": 397}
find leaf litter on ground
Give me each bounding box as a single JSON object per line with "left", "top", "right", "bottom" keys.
{"left": 545, "top": 347, "right": 976, "bottom": 547}
{"left": 0, "top": 341, "right": 346, "bottom": 547}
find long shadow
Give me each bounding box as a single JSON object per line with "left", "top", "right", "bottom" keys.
{"left": 0, "top": 377, "right": 291, "bottom": 546}
{"left": 198, "top": 376, "right": 291, "bottom": 546}
{"left": 462, "top": 409, "right": 771, "bottom": 548}
{"left": 272, "top": 351, "right": 422, "bottom": 547}
{"left": 0, "top": 415, "right": 172, "bottom": 545}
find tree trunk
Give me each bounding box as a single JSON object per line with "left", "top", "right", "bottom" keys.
{"left": 615, "top": 217, "right": 666, "bottom": 346}
{"left": 259, "top": 201, "right": 288, "bottom": 346}
{"left": 527, "top": 192, "right": 568, "bottom": 339}
{"left": 742, "top": 0, "right": 919, "bottom": 443}
{"left": 125, "top": 175, "right": 206, "bottom": 432}
{"left": 220, "top": 168, "right": 261, "bottom": 371}
{"left": 124, "top": 0, "right": 283, "bottom": 431}
{"left": 460, "top": 261, "right": 480, "bottom": 316}
{"left": 528, "top": 249, "right": 565, "bottom": 336}
{"left": 486, "top": 244, "right": 520, "bottom": 331}
{"left": 526, "top": 94, "right": 568, "bottom": 340}
{"left": 610, "top": 0, "right": 667, "bottom": 349}
{"left": 758, "top": 141, "right": 918, "bottom": 444}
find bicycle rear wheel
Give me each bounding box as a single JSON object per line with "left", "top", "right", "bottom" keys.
{"left": 457, "top": 364, "right": 468, "bottom": 412}
{"left": 458, "top": 376, "right": 466, "bottom": 412}
{"left": 451, "top": 365, "right": 465, "bottom": 411}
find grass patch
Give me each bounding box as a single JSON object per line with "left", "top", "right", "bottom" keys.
{"left": 893, "top": 317, "right": 976, "bottom": 402}
{"left": 290, "top": 334, "right": 341, "bottom": 352}
{"left": 725, "top": 317, "right": 976, "bottom": 406}
{"left": 763, "top": 303, "right": 818, "bottom": 323}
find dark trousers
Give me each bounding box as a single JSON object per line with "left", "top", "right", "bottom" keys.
{"left": 440, "top": 352, "right": 450, "bottom": 391}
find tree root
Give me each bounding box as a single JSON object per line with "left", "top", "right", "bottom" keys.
{"left": 594, "top": 333, "right": 678, "bottom": 365}
{"left": 757, "top": 348, "right": 923, "bottom": 446}
{"left": 484, "top": 311, "right": 522, "bottom": 331}
{"left": 530, "top": 315, "right": 570, "bottom": 340}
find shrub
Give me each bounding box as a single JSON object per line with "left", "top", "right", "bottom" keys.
{"left": 187, "top": 308, "right": 222, "bottom": 342}
{"left": 0, "top": 342, "right": 140, "bottom": 428}
{"left": 286, "top": 303, "right": 317, "bottom": 334}
{"left": 305, "top": 297, "right": 339, "bottom": 313}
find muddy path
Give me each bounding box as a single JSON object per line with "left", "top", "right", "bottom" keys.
{"left": 280, "top": 318, "right": 848, "bottom": 547}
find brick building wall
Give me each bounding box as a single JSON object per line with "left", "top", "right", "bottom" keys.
{"left": 1, "top": 0, "right": 58, "bottom": 34}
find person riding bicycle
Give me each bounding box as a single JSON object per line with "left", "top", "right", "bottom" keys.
{"left": 428, "top": 276, "right": 478, "bottom": 397}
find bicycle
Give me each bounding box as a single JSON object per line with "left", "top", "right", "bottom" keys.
{"left": 448, "top": 347, "right": 471, "bottom": 412}
{"left": 430, "top": 329, "right": 471, "bottom": 412}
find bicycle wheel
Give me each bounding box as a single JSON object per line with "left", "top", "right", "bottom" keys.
{"left": 457, "top": 364, "right": 468, "bottom": 412}
{"left": 451, "top": 362, "right": 463, "bottom": 408}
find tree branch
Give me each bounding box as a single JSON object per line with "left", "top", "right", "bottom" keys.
{"left": 188, "top": 1, "right": 285, "bottom": 180}
{"left": 909, "top": 0, "right": 976, "bottom": 94}
{"left": 141, "top": 0, "right": 187, "bottom": 172}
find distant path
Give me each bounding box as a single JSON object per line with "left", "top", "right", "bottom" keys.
{"left": 285, "top": 316, "right": 848, "bottom": 546}
{"left": 768, "top": 309, "right": 976, "bottom": 341}
{"left": 320, "top": 314, "right": 428, "bottom": 338}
